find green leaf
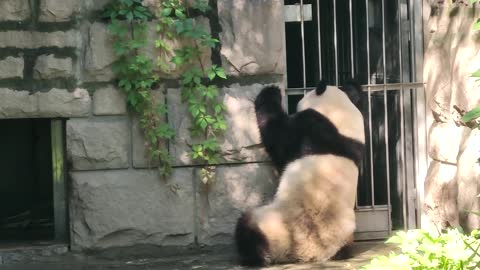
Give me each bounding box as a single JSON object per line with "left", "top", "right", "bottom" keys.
{"left": 472, "top": 69, "right": 480, "bottom": 78}
{"left": 161, "top": 7, "right": 172, "bottom": 17}
{"left": 215, "top": 68, "right": 227, "bottom": 79}
{"left": 207, "top": 70, "right": 216, "bottom": 80}
{"left": 462, "top": 106, "right": 480, "bottom": 123}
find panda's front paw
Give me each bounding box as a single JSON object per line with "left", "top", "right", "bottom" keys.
{"left": 255, "top": 86, "right": 282, "bottom": 108}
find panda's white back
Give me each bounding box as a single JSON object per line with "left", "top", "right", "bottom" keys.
{"left": 297, "top": 86, "right": 365, "bottom": 144}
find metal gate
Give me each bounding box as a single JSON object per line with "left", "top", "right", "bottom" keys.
{"left": 283, "top": 0, "right": 427, "bottom": 240}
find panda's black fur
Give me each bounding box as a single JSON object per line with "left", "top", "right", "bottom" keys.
{"left": 235, "top": 80, "right": 365, "bottom": 266}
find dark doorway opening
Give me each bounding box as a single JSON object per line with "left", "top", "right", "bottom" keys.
{"left": 0, "top": 119, "right": 54, "bottom": 242}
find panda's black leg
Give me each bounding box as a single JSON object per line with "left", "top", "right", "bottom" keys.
{"left": 254, "top": 86, "right": 289, "bottom": 171}
{"left": 331, "top": 234, "right": 354, "bottom": 260}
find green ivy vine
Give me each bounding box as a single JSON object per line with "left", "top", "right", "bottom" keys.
{"left": 104, "top": 0, "right": 227, "bottom": 184}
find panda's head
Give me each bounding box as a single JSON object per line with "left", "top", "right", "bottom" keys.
{"left": 297, "top": 80, "right": 365, "bottom": 143}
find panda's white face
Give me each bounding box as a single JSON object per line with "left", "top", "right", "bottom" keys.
{"left": 297, "top": 85, "right": 365, "bottom": 144}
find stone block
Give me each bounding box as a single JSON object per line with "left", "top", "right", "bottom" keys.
{"left": 83, "top": 0, "right": 111, "bottom": 12}
{"left": 0, "top": 57, "right": 24, "bottom": 79}
{"left": 0, "top": 0, "right": 30, "bottom": 21}
{"left": 39, "top": 0, "right": 80, "bottom": 22}
{"left": 428, "top": 121, "right": 469, "bottom": 164}
{"left": 0, "top": 88, "right": 91, "bottom": 118}
{"left": 218, "top": 0, "right": 285, "bottom": 75}
{"left": 34, "top": 54, "right": 73, "bottom": 79}
{"left": 36, "top": 88, "right": 91, "bottom": 118}
{"left": 423, "top": 160, "right": 459, "bottom": 232}
{"left": 0, "top": 31, "right": 78, "bottom": 49}
{"left": 70, "top": 168, "right": 195, "bottom": 250}
{"left": 456, "top": 129, "right": 480, "bottom": 231}
{"left": 66, "top": 118, "right": 130, "bottom": 170}
{"left": 132, "top": 91, "right": 167, "bottom": 168}
{"left": 84, "top": 23, "right": 116, "bottom": 82}
{"left": 93, "top": 85, "right": 127, "bottom": 116}
{"left": 197, "top": 163, "right": 277, "bottom": 245}
{"left": 168, "top": 83, "right": 278, "bottom": 166}
{"left": 0, "top": 89, "right": 37, "bottom": 118}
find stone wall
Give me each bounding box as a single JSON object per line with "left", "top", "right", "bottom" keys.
{"left": 423, "top": 1, "right": 480, "bottom": 232}
{"left": 0, "top": 0, "right": 284, "bottom": 250}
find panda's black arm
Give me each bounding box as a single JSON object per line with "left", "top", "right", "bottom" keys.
{"left": 254, "top": 86, "right": 291, "bottom": 171}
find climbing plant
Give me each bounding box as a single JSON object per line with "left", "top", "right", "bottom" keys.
{"left": 155, "top": 0, "right": 227, "bottom": 184}
{"left": 103, "top": 0, "right": 175, "bottom": 177}
{"left": 104, "top": 0, "right": 227, "bottom": 184}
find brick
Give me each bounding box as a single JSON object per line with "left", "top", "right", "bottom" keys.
{"left": 0, "top": 88, "right": 91, "bottom": 118}
{"left": 0, "top": 0, "right": 30, "bottom": 21}
{"left": 39, "top": 0, "right": 80, "bottom": 22}
{"left": 93, "top": 85, "right": 127, "bottom": 116}
{"left": 34, "top": 54, "right": 73, "bottom": 79}
{"left": 36, "top": 88, "right": 91, "bottom": 118}
{"left": 83, "top": 23, "right": 115, "bottom": 82}
{"left": 0, "top": 31, "right": 78, "bottom": 48}
{"left": 0, "top": 57, "right": 24, "bottom": 79}
{"left": 67, "top": 117, "right": 130, "bottom": 170}
{"left": 70, "top": 168, "right": 195, "bottom": 249}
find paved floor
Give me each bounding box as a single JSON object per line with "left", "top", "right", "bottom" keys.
{"left": 0, "top": 241, "right": 396, "bottom": 270}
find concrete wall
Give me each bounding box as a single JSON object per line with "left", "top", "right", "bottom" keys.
{"left": 423, "top": 1, "right": 480, "bottom": 232}
{"left": 0, "top": 0, "right": 285, "bottom": 250}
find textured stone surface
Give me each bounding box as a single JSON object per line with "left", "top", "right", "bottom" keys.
{"left": 39, "top": 0, "right": 80, "bottom": 22}
{"left": 36, "top": 88, "right": 91, "bottom": 118}
{"left": 0, "top": 88, "right": 90, "bottom": 118}
{"left": 423, "top": 160, "right": 459, "bottom": 232}
{"left": 0, "top": 0, "right": 30, "bottom": 21}
{"left": 84, "top": 23, "right": 115, "bottom": 81}
{"left": 70, "top": 168, "right": 195, "bottom": 250}
{"left": 197, "top": 163, "right": 277, "bottom": 245}
{"left": 218, "top": 0, "right": 285, "bottom": 75}
{"left": 0, "top": 56, "right": 24, "bottom": 79}
{"left": 168, "top": 83, "right": 280, "bottom": 166}
{"left": 428, "top": 121, "right": 469, "bottom": 164}
{"left": 93, "top": 86, "right": 127, "bottom": 116}
{"left": 67, "top": 118, "right": 130, "bottom": 170}
{"left": 456, "top": 129, "right": 480, "bottom": 231}
{"left": 0, "top": 31, "right": 78, "bottom": 48}
{"left": 132, "top": 91, "right": 166, "bottom": 168}
{"left": 423, "top": 1, "right": 480, "bottom": 232}
{"left": 83, "top": 0, "right": 111, "bottom": 12}
{"left": 34, "top": 54, "right": 73, "bottom": 79}
{"left": 0, "top": 89, "right": 37, "bottom": 118}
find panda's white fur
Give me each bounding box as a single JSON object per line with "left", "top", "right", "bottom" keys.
{"left": 250, "top": 155, "right": 358, "bottom": 264}
{"left": 235, "top": 82, "right": 365, "bottom": 266}
{"left": 297, "top": 85, "right": 365, "bottom": 144}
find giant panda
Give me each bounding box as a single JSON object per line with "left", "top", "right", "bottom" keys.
{"left": 234, "top": 81, "right": 366, "bottom": 266}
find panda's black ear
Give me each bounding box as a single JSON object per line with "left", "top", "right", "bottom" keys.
{"left": 315, "top": 81, "right": 327, "bottom": 96}
{"left": 341, "top": 79, "right": 363, "bottom": 107}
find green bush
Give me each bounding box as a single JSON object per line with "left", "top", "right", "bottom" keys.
{"left": 362, "top": 229, "right": 480, "bottom": 270}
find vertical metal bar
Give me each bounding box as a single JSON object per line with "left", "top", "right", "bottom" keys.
{"left": 51, "top": 119, "right": 68, "bottom": 242}
{"left": 412, "top": 0, "right": 427, "bottom": 229}
{"left": 317, "top": 0, "right": 322, "bottom": 80}
{"left": 349, "top": 0, "right": 354, "bottom": 76}
{"left": 381, "top": 0, "right": 392, "bottom": 234}
{"left": 397, "top": 0, "right": 407, "bottom": 231}
{"left": 349, "top": 0, "right": 359, "bottom": 209}
{"left": 333, "top": 0, "right": 339, "bottom": 85}
{"left": 300, "top": 0, "right": 307, "bottom": 92}
{"left": 365, "top": 0, "right": 375, "bottom": 209}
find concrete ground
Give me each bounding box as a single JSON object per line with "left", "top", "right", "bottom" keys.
{"left": 0, "top": 241, "right": 396, "bottom": 270}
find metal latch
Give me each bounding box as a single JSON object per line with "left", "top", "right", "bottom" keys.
{"left": 284, "top": 4, "right": 312, "bottom": 22}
